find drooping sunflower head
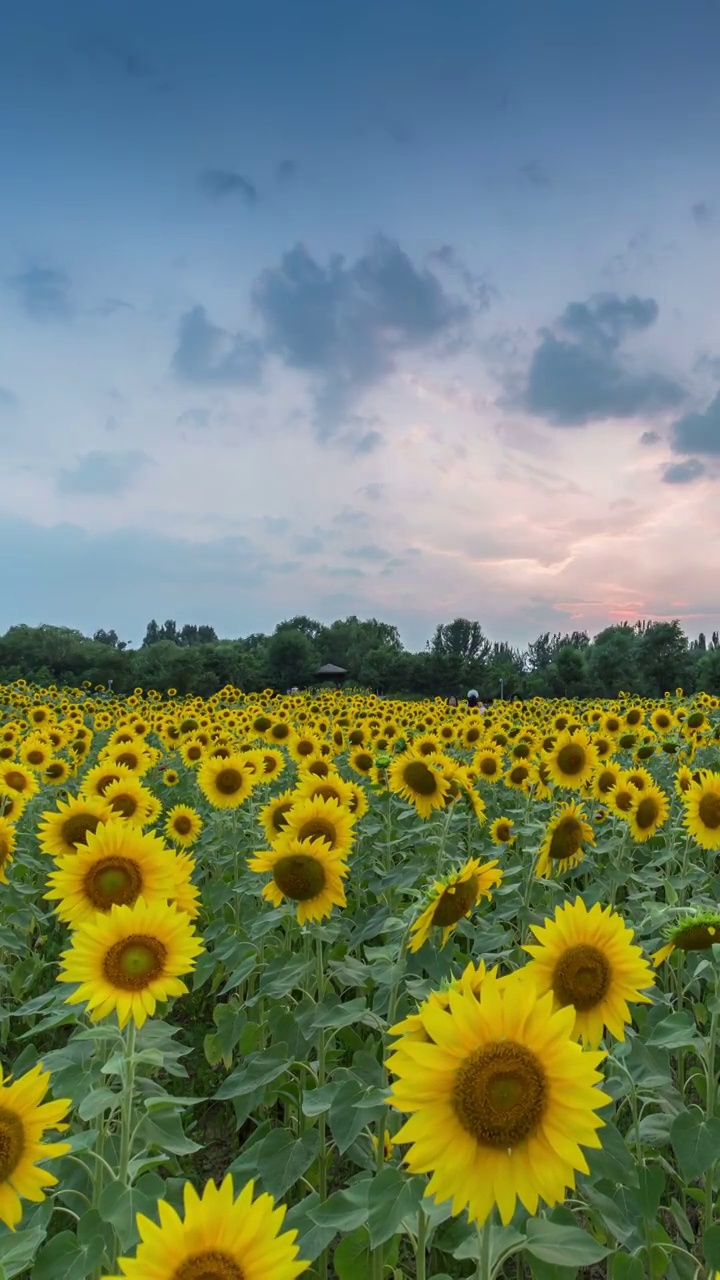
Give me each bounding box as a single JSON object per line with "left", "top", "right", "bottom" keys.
{"left": 524, "top": 896, "right": 654, "bottom": 1047}
{"left": 536, "top": 801, "right": 594, "bottom": 879}
{"left": 408, "top": 858, "right": 503, "bottom": 953}
{"left": 652, "top": 910, "right": 720, "bottom": 966}
{"left": 38, "top": 795, "right": 114, "bottom": 859}
{"left": 58, "top": 897, "right": 204, "bottom": 1028}
{"left": 248, "top": 836, "right": 348, "bottom": 925}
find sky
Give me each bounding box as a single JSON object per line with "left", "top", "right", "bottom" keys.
{"left": 2, "top": 0, "right": 720, "bottom": 651}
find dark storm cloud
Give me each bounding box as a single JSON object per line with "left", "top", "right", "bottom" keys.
{"left": 521, "top": 293, "right": 686, "bottom": 426}
{"left": 662, "top": 458, "right": 706, "bottom": 485}
{"left": 172, "top": 306, "right": 264, "bottom": 384}
{"left": 198, "top": 170, "right": 258, "bottom": 204}
{"left": 670, "top": 392, "right": 720, "bottom": 456}
{"left": 7, "top": 267, "right": 73, "bottom": 320}
{"left": 57, "top": 451, "right": 151, "bottom": 495}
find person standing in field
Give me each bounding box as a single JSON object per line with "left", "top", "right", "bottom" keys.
{"left": 467, "top": 689, "right": 479, "bottom": 708}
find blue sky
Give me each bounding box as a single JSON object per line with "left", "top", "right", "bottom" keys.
{"left": 2, "top": 0, "right": 720, "bottom": 649}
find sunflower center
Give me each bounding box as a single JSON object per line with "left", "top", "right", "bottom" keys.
{"left": 431, "top": 876, "right": 479, "bottom": 927}
{"left": 180, "top": 718, "right": 199, "bottom": 734}
{"left": 215, "top": 768, "right": 244, "bottom": 796}
{"left": 26, "top": 749, "right": 45, "bottom": 765}
{"left": 271, "top": 723, "right": 291, "bottom": 740}
{"left": 466, "top": 727, "right": 481, "bottom": 743}
{"left": 674, "top": 923, "right": 720, "bottom": 952}
{"left": 403, "top": 761, "right": 438, "bottom": 796}
{"left": 452, "top": 1042, "right": 546, "bottom": 1149}
{"left": 85, "top": 857, "right": 143, "bottom": 909}
{"left": 0, "top": 1109, "right": 25, "bottom": 1180}
{"left": 496, "top": 823, "right": 511, "bottom": 841}
{"left": 548, "top": 816, "right": 584, "bottom": 861}
{"left": 273, "top": 854, "right": 326, "bottom": 902}
{"left": 296, "top": 817, "right": 337, "bottom": 846}
{"left": 597, "top": 770, "right": 616, "bottom": 795}
{"left": 4, "top": 770, "right": 28, "bottom": 792}
{"left": 614, "top": 789, "right": 633, "bottom": 813}
{"left": 172, "top": 1252, "right": 244, "bottom": 1280}
{"left": 635, "top": 797, "right": 660, "bottom": 830}
{"left": 271, "top": 803, "right": 294, "bottom": 833}
{"left": 555, "top": 744, "right": 586, "bottom": 776}
{"left": 62, "top": 813, "right": 103, "bottom": 848}
{"left": 103, "top": 935, "right": 168, "bottom": 990}
{"left": 116, "top": 753, "right": 140, "bottom": 770}
{"left": 46, "top": 763, "right": 65, "bottom": 779}
{"left": 480, "top": 759, "right": 498, "bottom": 777}
{"left": 174, "top": 816, "right": 193, "bottom": 836}
{"left": 552, "top": 944, "right": 611, "bottom": 1011}
{"left": 110, "top": 794, "right": 139, "bottom": 818}
{"left": 687, "top": 712, "right": 705, "bottom": 729}
{"left": 698, "top": 794, "right": 720, "bottom": 830}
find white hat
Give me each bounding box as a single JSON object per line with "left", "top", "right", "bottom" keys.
{"left": 467, "top": 689, "right": 479, "bottom": 698}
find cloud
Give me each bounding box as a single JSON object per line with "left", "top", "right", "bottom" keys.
{"left": 695, "top": 353, "right": 720, "bottom": 379}
{"left": 662, "top": 458, "right": 706, "bottom": 485}
{"left": 7, "top": 267, "right": 72, "bottom": 320}
{"left": 177, "top": 408, "right": 211, "bottom": 429}
{"left": 57, "top": 451, "right": 151, "bottom": 496}
{"left": 692, "top": 201, "right": 715, "bottom": 227}
{"left": 519, "top": 162, "right": 551, "bottom": 187}
{"left": 670, "top": 392, "right": 720, "bottom": 455}
{"left": 640, "top": 430, "right": 660, "bottom": 446}
{"left": 253, "top": 235, "right": 471, "bottom": 436}
{"left": 198, "top": 170, "right": 258, "bottom": 205}
{"left": 521, "top": 293, "right": 686, "bottom": 426}
{"left": 96, "top": 298, "right": 135, "bottom": 317}
{"left": 357, "top": 482, "right": 385, "bottom": 501}
{"left": 276, "top": 159, "right": 298, "bottom": 182}
{"left": 172, "top": 306, "right": 264, "bottom": 384}
{"left": 0, "top": 387, "right": 17, "bottom": 410}
{"left": 343, "top": 543, "right": 390, "bottom": 562}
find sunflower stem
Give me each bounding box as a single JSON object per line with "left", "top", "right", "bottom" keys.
{"left": 315, "top": 931, "right": 329, "bottom": 1280}
{"left": 415, "top": 1205, "right": 428, "bottom": 1280}
{"left": 118, "top": 1020, "right": 137, "bottom": 1189}
{"left": 477, "top": 1215, "right": 493, "bottom": 1280}
{"left": 703, "top": 992, "right": 719, "bottom": 1240}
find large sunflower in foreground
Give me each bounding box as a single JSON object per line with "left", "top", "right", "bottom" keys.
{"left": 523, "top": 897, "right": 654, "bottom": 1047}
{"left": 105, "top": 1173, "right": 306, "bottom": 1280}
{"left": 0, "top": 1063, "right": 71, "bottom": 1230}
{"left": 684, "top": 771, "right": 720, "bottom": 850}
{"left": 38, "top": 795, "right": 113, "bottom": 859}
{"left": 58, "top": 898, "right": 203, "bottom": 1029}
{"left": 408, "top": 858, "right": 503, "bottom": 953}
{"left": 44, "top": 821, "right": 180, "bottom": 927}
{"left": 543, "top": 729, "right": 597, "bottom": 791}
{"left": 197, "top": 754, "right": 256, "bottom": 809}
{"left": 536, "top": 801, "right": 594, "bottom": 878}
{"left": 248, "top": 836, "right": 347, "bottom": 924}
{"left": 388, "top": 970, "right": 609, "bottom": 1226}
{"left": 387, "top": 751, "right": 450, "bottom": 819}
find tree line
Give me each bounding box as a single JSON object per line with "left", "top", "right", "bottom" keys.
{"left": 1, "top": 616, "right": 719, "bottom": 701}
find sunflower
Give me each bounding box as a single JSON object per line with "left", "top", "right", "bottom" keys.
{"left": 652, "top": 910, "right": 720, "bottom": 965}
{"left": 474, "top": 747, "right": 504, "bottom": 783}
{"left": 161, "top": 769, "right": 180, "bottom": 787}
{"left": 388, "top": 969, "right": 609, "bottom": 1226}
{"left": 167, "top": 850, "right": 200, "bottom": 919}
{"left": 256, "top": 748, "right": 285, "bottom": 780}
{"left": 45, "top": 821, "right": 180, "bottom": 927}
{"left": 0, "top": 1062, "right": 71, "bottom": 1230}
{"left": 280, "top": 795, "right": 354, "bottom": 857}
{"left": 164, "top": 805, "right": 203, "bottom": 848}
{"left": 104, "top": 1173, "right": 307, "bottom": 1280}
{"left": 258, "top": 791, "right": 298, "bottom": 845}
{"left": 38, "top": 795, "right": 113, "bottom": 859}
{"left": 523, "top": 897, "right": 654, "bottom": 1047}
{"left": 684, "top": 771, "right": 720, "bottom": 850}
{"left": 345, "top": 779, "right": 369, "bottom": 820}
{"left": 296, "top": 773, "right": 356, "bottom": 810}
{"left": 408, "top": 858, "right": 503, "bottom": 953}
{"left": 543, "top": 730, "right": 597, "bottom": 791}
{"left": 0, "top": 815, "right": 16, "bottom": 884}
{"left": 627, "top": 784, "right": 669, "bottom": 843}
{"left": 103, "top": 776, "right": 156, "bottom": 826}
{"left": 536, "top": 801, "right": 595, "bottom": 878}
{"left": 606, "top": 775, "right": 637, "bottom": 819}
{"left": 592, "top": 763, "right": 621, "bottom": 802}
{"left": 625, "top": 766, "right": 653, "bottom": 792}
{"left": 58, "top": 898, "right": 203, "bottom": 1029}
{"left": 504, "top": 762, "right": 532, "bottom": 792}
{"left": 390, "top": 961, "right": 491, "bottom": 1047}
{"left": 19, "top": 737, "right": 53, "bottom": 772}
{"left": 80, "top": 760, "right": 136, "bottom": 800}
{"left": 348, "top": 747, "right": 375, "bottom": 777}
{"left": 248, "top": 837, "right": 347, "bottom": 925}
{"left": 490, "top": 817, "right": 515, "bottom": 846}
{"left": 387, "top": 752, "right": 450, "bottom": 819}
{"left": 197, "top": 754, "right": 256, "bottom": 809}
{"left": 0, "top": 763, "right": 38, "bottom": 802}
{"left": 0, "top": 786, "right": 26, "bottom": 824}
{"left": 102, "top": 742, "right": 152, "bottom": 776}
{"left": 43, "top": 759, "right": 71, "bottom": 786}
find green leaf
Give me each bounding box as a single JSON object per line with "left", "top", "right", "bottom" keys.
{"left": 213, "top": 1044, "right": 289, "bottom": 1100}
{"left": 646, "top": 1012, "right": 700, "bottom": 1050}
{"left": 524, "top": 1219, "right": 610, "bottom": 1266}
{"left": 140, "top": 1110, "right": 202, "bottom": 1155}
{"left": 635, "top": 1166, "right": 664, "bottom": 1220}
{"left": 329, "top": 1079, "right": 383, "bottom": 1153}
{"left": 0, "top": 1226, "right": 46, "bottom": 1279}
{"left": 302, "top": 1083, "right": 340, "bottom": 1116}
{"left": 333, "top": 1228, "right": 371, "bottom": 1280}
{"left": 98, "top": 1174, "right": 166, "bottom": 1251}
{"left": 77, "top": 1086, "right": 119, "bottom": 1121}
{"left": 307, "top": 1180, "right": 371, "bottom": 1233}
{"left": 311, "top": 996, "right": 369, "bottom": 1031}
{"left": 610, "top": 1256, "right": 645, "bottom": 1280}
{"left": 283, "top": 1192, "right": 338, "bottom": 1263}
{"left": 671, "top": 1110, "right": 720, "bottom": 1180}
{"left": 366, "top": 1167, "right": 424, "bottom": 1248}
{"left": 254, "top": 1130, "right": 319, "bottom": 1199}
{"left": 31, "top": 1231, "right": 83, "bottom": 1280}
{"left": 703, "top": 1223, "right": 720, "bottom": 1269}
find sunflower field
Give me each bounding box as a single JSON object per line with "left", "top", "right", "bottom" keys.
{"left": 2, "top": 683, "right": 720, "bottom": 1279}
